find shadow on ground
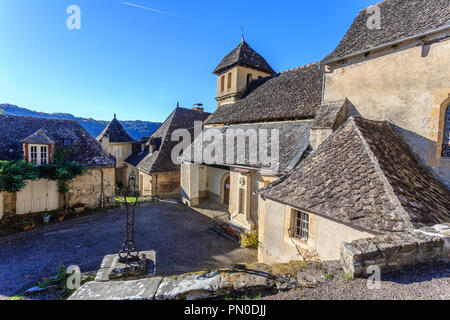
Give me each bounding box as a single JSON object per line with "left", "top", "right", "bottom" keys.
{"left": 0, "top": 200, "right": 256, "bottom": 297}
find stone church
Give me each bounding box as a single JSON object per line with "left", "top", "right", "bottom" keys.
{"left": 181, "top": 0, "right": 450, "bottom": 263}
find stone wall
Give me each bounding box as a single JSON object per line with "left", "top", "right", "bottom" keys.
{"left": 259, "top": 198, "right": 374, "bottom": 263}
{"left": 340, "top": 224, "right": 450, "bottom": 278}
{"left": 67, "top": 167, "right": 115, "bottom": 209}
{"left": 324, "top": 33, "right": 450, "bottom": 188}
{"left": 154, "top": 172, "right": 180, "bottom": 196}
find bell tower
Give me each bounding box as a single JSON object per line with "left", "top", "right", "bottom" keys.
{"left": 213, "top": 37, "right": 275, "bottom": 107}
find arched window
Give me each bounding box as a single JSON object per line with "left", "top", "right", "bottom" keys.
{"left": 442, "top": 104, "right": 450, "bottom": 157}
{"left": 246, "top": 73, "right": 253, "bottom": 86}
{"left": 220, "top": 75, "right": 225, "bottom": 92}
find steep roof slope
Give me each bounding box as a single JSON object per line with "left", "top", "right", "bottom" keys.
{"left": 125, "top": 107, "right": 211, "bottom": 174}
{"left": 323, "top": 0, "right": 450, "bottom": 63}
{"left": 261, "top": 117, "right": 450, "bottom": 233}
{"left": 182, "top": 121, "right": 313, "bottom": 173}
{"left": 0, "top": 115, "right": 112, "bottom": 166}
{"left": 213, "top": 40, "right": 275, "bottom": 75}
{"left": 96, "top": 116, "right": 134, "bottom": 143}
{"left": 205, "top": 63, "right": 323, "bottom": 125}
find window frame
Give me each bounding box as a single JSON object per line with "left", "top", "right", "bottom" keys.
{"left": 113, "top": 146, "right": 122, "bottom": 158}
{"left": 220, "top": 75, "right": 225, "bottom": 92}
{"left": 292, "top": 210, "right": 309, "bottom": 241}
{"left": 246, "top": 73, "right": 253, "bottom": 86}
{"left": 28, "top": 144, "right": 49, "bottom": 165}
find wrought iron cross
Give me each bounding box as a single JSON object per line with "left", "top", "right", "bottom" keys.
{"left": 118, "top": 171, "right": 140, "bottom": 265}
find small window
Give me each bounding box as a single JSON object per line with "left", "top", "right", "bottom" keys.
{"left": 221, "top": 75, "right": 225, "bottom": 92}
{"left": 246, "top": 74, "right": 253, "bottom": 86}
{"left": 40, "top": 146, "right": 48, "bottom": 165}
{"left": 293, "top": 210, "right": 309, "bottom": 241}
{"left": 442, "top": 105, "right": 450, "bottom": 157}
{"left": 113, "top": 146, "right": 122, "bottom": 158}
{"left": 227, "top": 72, "right": 232, "bottom": 89}
{"left": 29, "top": 144, "right": 48, "bottom": 165}
{"left": 30, "top": 146, "right": 38, "bottom": 163}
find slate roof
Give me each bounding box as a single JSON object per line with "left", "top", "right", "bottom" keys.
{"left": 213, "top": 40, "right": 276, "bottom": 75}
{"left": 323, "top": 0, "right": 450, "bottom": 63}
{"left": 205, "top": 63, "right": 324, "bottom": 125}
{"left": 21, "top": 129, "right": 56, "bottom": 144}
{"left": 260, "top": 117, "right": 450, "bottom": 233}
{"left": 311, "top": 100, "right": 347, "bottom": 130}
{"left": 182, "top": 121, "right": 312, "bottom": 173}
{"left": 97, "top": 115, "right": 134, "bottom": 143}
{"left": 125, "top": 107, "right": 211, "bottom": 174}
{"left": 0, "top": 115, "right": 112, "bottom": 166}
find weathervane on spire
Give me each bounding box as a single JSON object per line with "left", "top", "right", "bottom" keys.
{"left": 240, "top": 27, "right": 244, "bottom": 42}
{"left": 114, "top": 113, "right": 117, "bottom": 119}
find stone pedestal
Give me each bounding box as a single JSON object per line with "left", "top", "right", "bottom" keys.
{"left": 95, "top": 250, "right": 156, "bottom": 282}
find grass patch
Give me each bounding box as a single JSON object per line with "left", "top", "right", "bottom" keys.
{"left": 115, "top": 196, "right": 152, "bottom": 203}
{"left": 8, "top": 295, "right": 23, "bottom": 300}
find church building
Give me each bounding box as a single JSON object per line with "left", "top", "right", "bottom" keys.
{"left": 181, "top": 0, "right": 450, "bottom": 263}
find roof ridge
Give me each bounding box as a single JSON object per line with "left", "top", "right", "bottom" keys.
{"left": 360, "top": 0, "right": 386, "bottom": 12}
{"left": 350, "top": 117, "right": 414, "bottom": 229}
{"left": 280, "top": 62, "right": 320, "bottom": 74}
{"left": 0, "top": 114, "right": 78, "bottom": 123}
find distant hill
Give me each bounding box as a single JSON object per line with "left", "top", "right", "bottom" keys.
{"left": 0, "top": 104, "right": 161, "bottom": 140}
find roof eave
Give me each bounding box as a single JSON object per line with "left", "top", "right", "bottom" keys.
{"left": 322, "top": 24, "right": 450, "bottom": 65}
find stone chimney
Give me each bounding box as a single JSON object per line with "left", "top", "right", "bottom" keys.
{"left": 192, "top": 103, "right": 204, "bottom": 112}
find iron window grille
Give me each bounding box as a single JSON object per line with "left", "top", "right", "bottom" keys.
{"left": 294, "top": 210, "right": 309, "bottom": 241}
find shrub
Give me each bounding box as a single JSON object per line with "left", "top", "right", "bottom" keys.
{"left": 240, "top": 229, "right": 259, "bottom": 248}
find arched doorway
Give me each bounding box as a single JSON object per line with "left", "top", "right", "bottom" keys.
{"left": 223, "top": 176, "right": 230, "bottom": 205}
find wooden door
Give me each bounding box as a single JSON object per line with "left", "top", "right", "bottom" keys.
{"left": 17, "top": 180, "right": 59, "bottom": 214}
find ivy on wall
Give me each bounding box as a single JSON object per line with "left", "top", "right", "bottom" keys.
{"left": 0, "top": 148, "right": 87, "bottom": 194}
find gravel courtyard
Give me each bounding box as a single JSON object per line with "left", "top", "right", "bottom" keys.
{"left": 262, "top": 262, "right": 449, "bottom": 300}
{"left": 0, "top": 200, "right": 256, "bottom": 298}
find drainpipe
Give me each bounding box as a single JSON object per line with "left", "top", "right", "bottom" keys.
{"left": 100, "top": 168, "right": 104, "bottom": 208}
{"left": 155, "top": 174, "right": 158, "bottom": 198}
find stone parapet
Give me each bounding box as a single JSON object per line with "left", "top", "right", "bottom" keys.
{"left": 340, "top": 224, "right": 450, "bottom": 277}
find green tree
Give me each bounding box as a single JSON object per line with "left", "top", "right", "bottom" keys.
{"left": 0, "top": 160, "right": 39, "bottom": 193}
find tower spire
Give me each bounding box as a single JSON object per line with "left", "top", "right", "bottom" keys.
{"left": 241, "top": 27, "right": 244, "bottom": 42}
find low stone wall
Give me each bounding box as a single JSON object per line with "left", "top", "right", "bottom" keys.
{"left": 68, "top": 261, "right": 328, "bottom": 300}
{"left": 340, "top": 224, "right": 450, "bottom": 277}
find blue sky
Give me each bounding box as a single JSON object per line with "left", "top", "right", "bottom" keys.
{"left": 0, "top": 0, "right": 375, "bottom": 122}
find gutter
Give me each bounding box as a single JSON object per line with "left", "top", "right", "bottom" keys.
{"left": 180, "top": 159, "right": 288, "bottom": 176}
{"left": 322, "top": 24, "right": 450, "bottom": 65}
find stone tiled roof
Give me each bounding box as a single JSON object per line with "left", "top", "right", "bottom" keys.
{"left": 323, "top": 0, "right": 450, "bottom": 63}
{"left": 0, "top": 115, "right": 112, "bottom": 166}
{"left": 182, "top": 121, "right": 312, "bottom": 173}
{"left": 260, "top": 117, "right": 450, "bottom": 233}
{"left": 311, "top": 100, "right": 347, "bottom": 130}
{"left": 125, "top": 107, "right": 211, "bottom": 174}
{"left": 205, "top": 63, "right": 324, "bottom": 125}
{"left": 213, "top": 40, "right": 275, "bottom": 75}
{"left": 21, "top": 129, "right": 56, "bottom": 144}
{"left": 97, "top": 116, "right": 134, "bottom": 143}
